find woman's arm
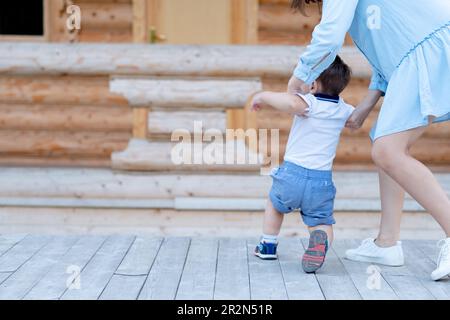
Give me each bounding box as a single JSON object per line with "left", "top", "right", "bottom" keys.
{"left": 289, "top": 0, "right": 360, "bottom": 94}
{"left": 346, "top": 89, "right": 382, "bottom": 130}
{"left": 251, "top": 91, "right": 310, "bottom": 116}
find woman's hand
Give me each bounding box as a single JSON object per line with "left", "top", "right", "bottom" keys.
{"left": 346, "top": 106, "right": 371, "bottom": 130}
{"left": 287, "top": 75, "right": 312, "bottom": 95}
{"left": 346, "top": 90, "right": 383, "bottom": 130}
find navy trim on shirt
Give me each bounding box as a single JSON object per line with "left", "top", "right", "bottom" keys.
{"left": 314, "top": 93, "right": 340, "bottom": 104}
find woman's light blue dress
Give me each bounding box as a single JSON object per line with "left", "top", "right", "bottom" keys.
{"left": 293, "top": 0, "right": 450, "bottom": 141}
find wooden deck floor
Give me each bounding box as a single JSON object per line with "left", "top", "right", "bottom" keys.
{"left": 0, "top": 235, "right": 448, "bottom": 300}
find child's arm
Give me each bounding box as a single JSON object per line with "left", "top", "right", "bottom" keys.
{"left": 251, "top": 91, "right": 310, "bottom": 116}
{"left": 346, "top": 90, "right": 382, "bottom": 129}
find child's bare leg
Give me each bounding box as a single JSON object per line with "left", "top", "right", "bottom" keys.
{"left": 254, "top": 199, "right": 284, "bottom": 260}
{"left": 308, "top": 225, "right": 334, "bottom": 245}
{"left": 263, "top": 199, "right": 284, "bottom": 236}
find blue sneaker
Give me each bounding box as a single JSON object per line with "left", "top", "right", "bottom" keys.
{"left": 254, "top": 241, "right": 278, "bottom": 260}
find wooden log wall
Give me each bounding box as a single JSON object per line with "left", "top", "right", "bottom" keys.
{"left": 0, "top": 40, "right": 448, "bottom": 170}
{"left": 48, "top": 0, "right": 133, "bottom": 43}
{"left": 0, "top": 75, "right": 132, "bottom": 167}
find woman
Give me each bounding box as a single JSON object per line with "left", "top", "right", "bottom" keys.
{"left": 288, "top": 0, "right": 450, "bottom": 280}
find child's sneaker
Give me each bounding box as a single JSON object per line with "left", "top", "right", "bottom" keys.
{"left": 431, "top": 238, "right": 450, "bottom": 281}
{"left": 302, "top": 230, "right": 329, "bottom": 273}
{"left": 345, "top": 238, "right": 404, "bottom": 267}
{"left": 254, "top": 241, "right": 278, "bottom": 260}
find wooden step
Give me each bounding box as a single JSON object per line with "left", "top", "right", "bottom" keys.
{"left": 0, "top": 167, "right": 449, "bottom": 212}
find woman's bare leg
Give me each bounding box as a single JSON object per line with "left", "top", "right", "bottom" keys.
{"left": 376, "top": 168, "right": 405, "bottom": 247}
{"left": 372, "top": 126, "right": 450, "bottom": 236}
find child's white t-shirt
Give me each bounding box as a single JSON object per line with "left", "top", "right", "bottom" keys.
{"left": 284, "top": 93, "right": 355, "bottom": 171}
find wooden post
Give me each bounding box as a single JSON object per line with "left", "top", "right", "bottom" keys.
{"left": 133, "top": 108, "right": 149, "bottom": 139}
{"left": 132, "top": 0, "right": 148, "bottom": 43}
{"left": 231, "top": 0, "right": 259, "bottom": 45}
{"left": 228, "top": 0, "right": 259, "bottom": 131}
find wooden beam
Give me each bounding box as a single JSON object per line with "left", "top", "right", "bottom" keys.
{"left": 231, "top": 0, "right": 259, "bottom": 44}
{"left": 132, "top": 0, "right": 147, "bottom": 43}
{"left": 109, "top": 77, "right": 263, "bottom": 109}
{"left": 0, "top": 43, "right": 372, "bottom": 78}
{"left": 132, "top": 108, "right": 148, "bottom": 139}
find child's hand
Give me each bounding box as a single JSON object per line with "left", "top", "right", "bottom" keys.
{"left": 250, "top": 92, "right": 264, "bottom": 112}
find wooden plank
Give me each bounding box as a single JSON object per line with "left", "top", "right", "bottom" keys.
{"left": 0, "top": 236, "right": 78, "bottom": 300}
{"left": 138, "top": 238, "right": 190, "bottom": 300}
{"left": 61, "top": 235, "right": 135, "bottom": 300}
{"left": 332, "top": 239, "right": 398, "bottom": 300}
{"left": 300, "top": 239, "right": 361, "bottom": 300}
{"left": 231, "top": 0, "right": 259, "bottom": 45}
{"left": 99, "top": 275, "right": 146, "bottom": 300}
{"left": 402, "top": 241, "right": 450, "bottom": 300}
{"left": 24, "top": 236, "right": 107, "bottom": 300}
{"left": 0, "top": 234, "right": 28, "bottom": 257}
{"left": 133, "top": 0, "right": 148, "bottom": 43}
{"left": 110, "top": 77, "right": 263, "bottom": 109}
{"left": 0, "top": 43, "right": 371, "bottom": 79}
{"left": 247, "top": 238, "right": 288, "bottom": 300}
{"left": 214, "top": 238, "right": 250, "bottom": 300}
{"left": 357, "top": 241, "right": 436, "bottom": 300}
{"left": 115, "top": 237, "right": 163, "bottom": 276}
{"left": 133, "top": 108, "right": 148, "bottom": 139}
{"left": 277, "top": 238, "right": 324, "bottom": 300}
{"left": 176, "top": 238, "right": 218, "bottom": 300}
{"left": 0, "top": 235, "right": 52, "bottom": 273}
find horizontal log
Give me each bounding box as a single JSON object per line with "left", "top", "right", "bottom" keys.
{"left": 0, "top": 156, "right": 111, "bottom": 168}
{"left": 0, "top": 167, "right": 447, "bottom": 210}
{"left": 112, "top": 139, "right": 262, "bottom": 172}
{"left": 274, "top": 136, "right": 450, "bottom": 165}
{"left": 0, "top": 43, "right": 372, "bottom": 78}
{"left": 0, "top": 76, "right": 128, "bottom": 106}
{"left": 77, "top": 29, "right": 133, "bottom": 43}
{"left": 148, "top": 110, "right": 227, "bottom": 136}
{"left": 80, "top": 2, "right": 133, "bottom": 30}
{"left": 109, "top": 77, "right": 263, "bottom": 108}
{"left": 0, "top": 130, "right": 130, "bottom": 157}
{"left": 0, "top": 104, "right": 132, "bottom": 132}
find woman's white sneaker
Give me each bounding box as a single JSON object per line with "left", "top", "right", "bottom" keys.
{"left": 345, "top": 238, "right": 405, "bottom": 267}
{"left": 431, "top": 238, "right": 450, "bottom": 281}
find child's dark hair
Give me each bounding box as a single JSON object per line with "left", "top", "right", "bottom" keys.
{"left": 317, "top": 55, "right": 352, "bottom": 96}
{"left": 291, "top": 0, "right": 323, "bottom": 15}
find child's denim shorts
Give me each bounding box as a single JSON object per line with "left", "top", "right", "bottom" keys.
{"left": 269, "top": 161, "right": 336, "bottom": 227}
